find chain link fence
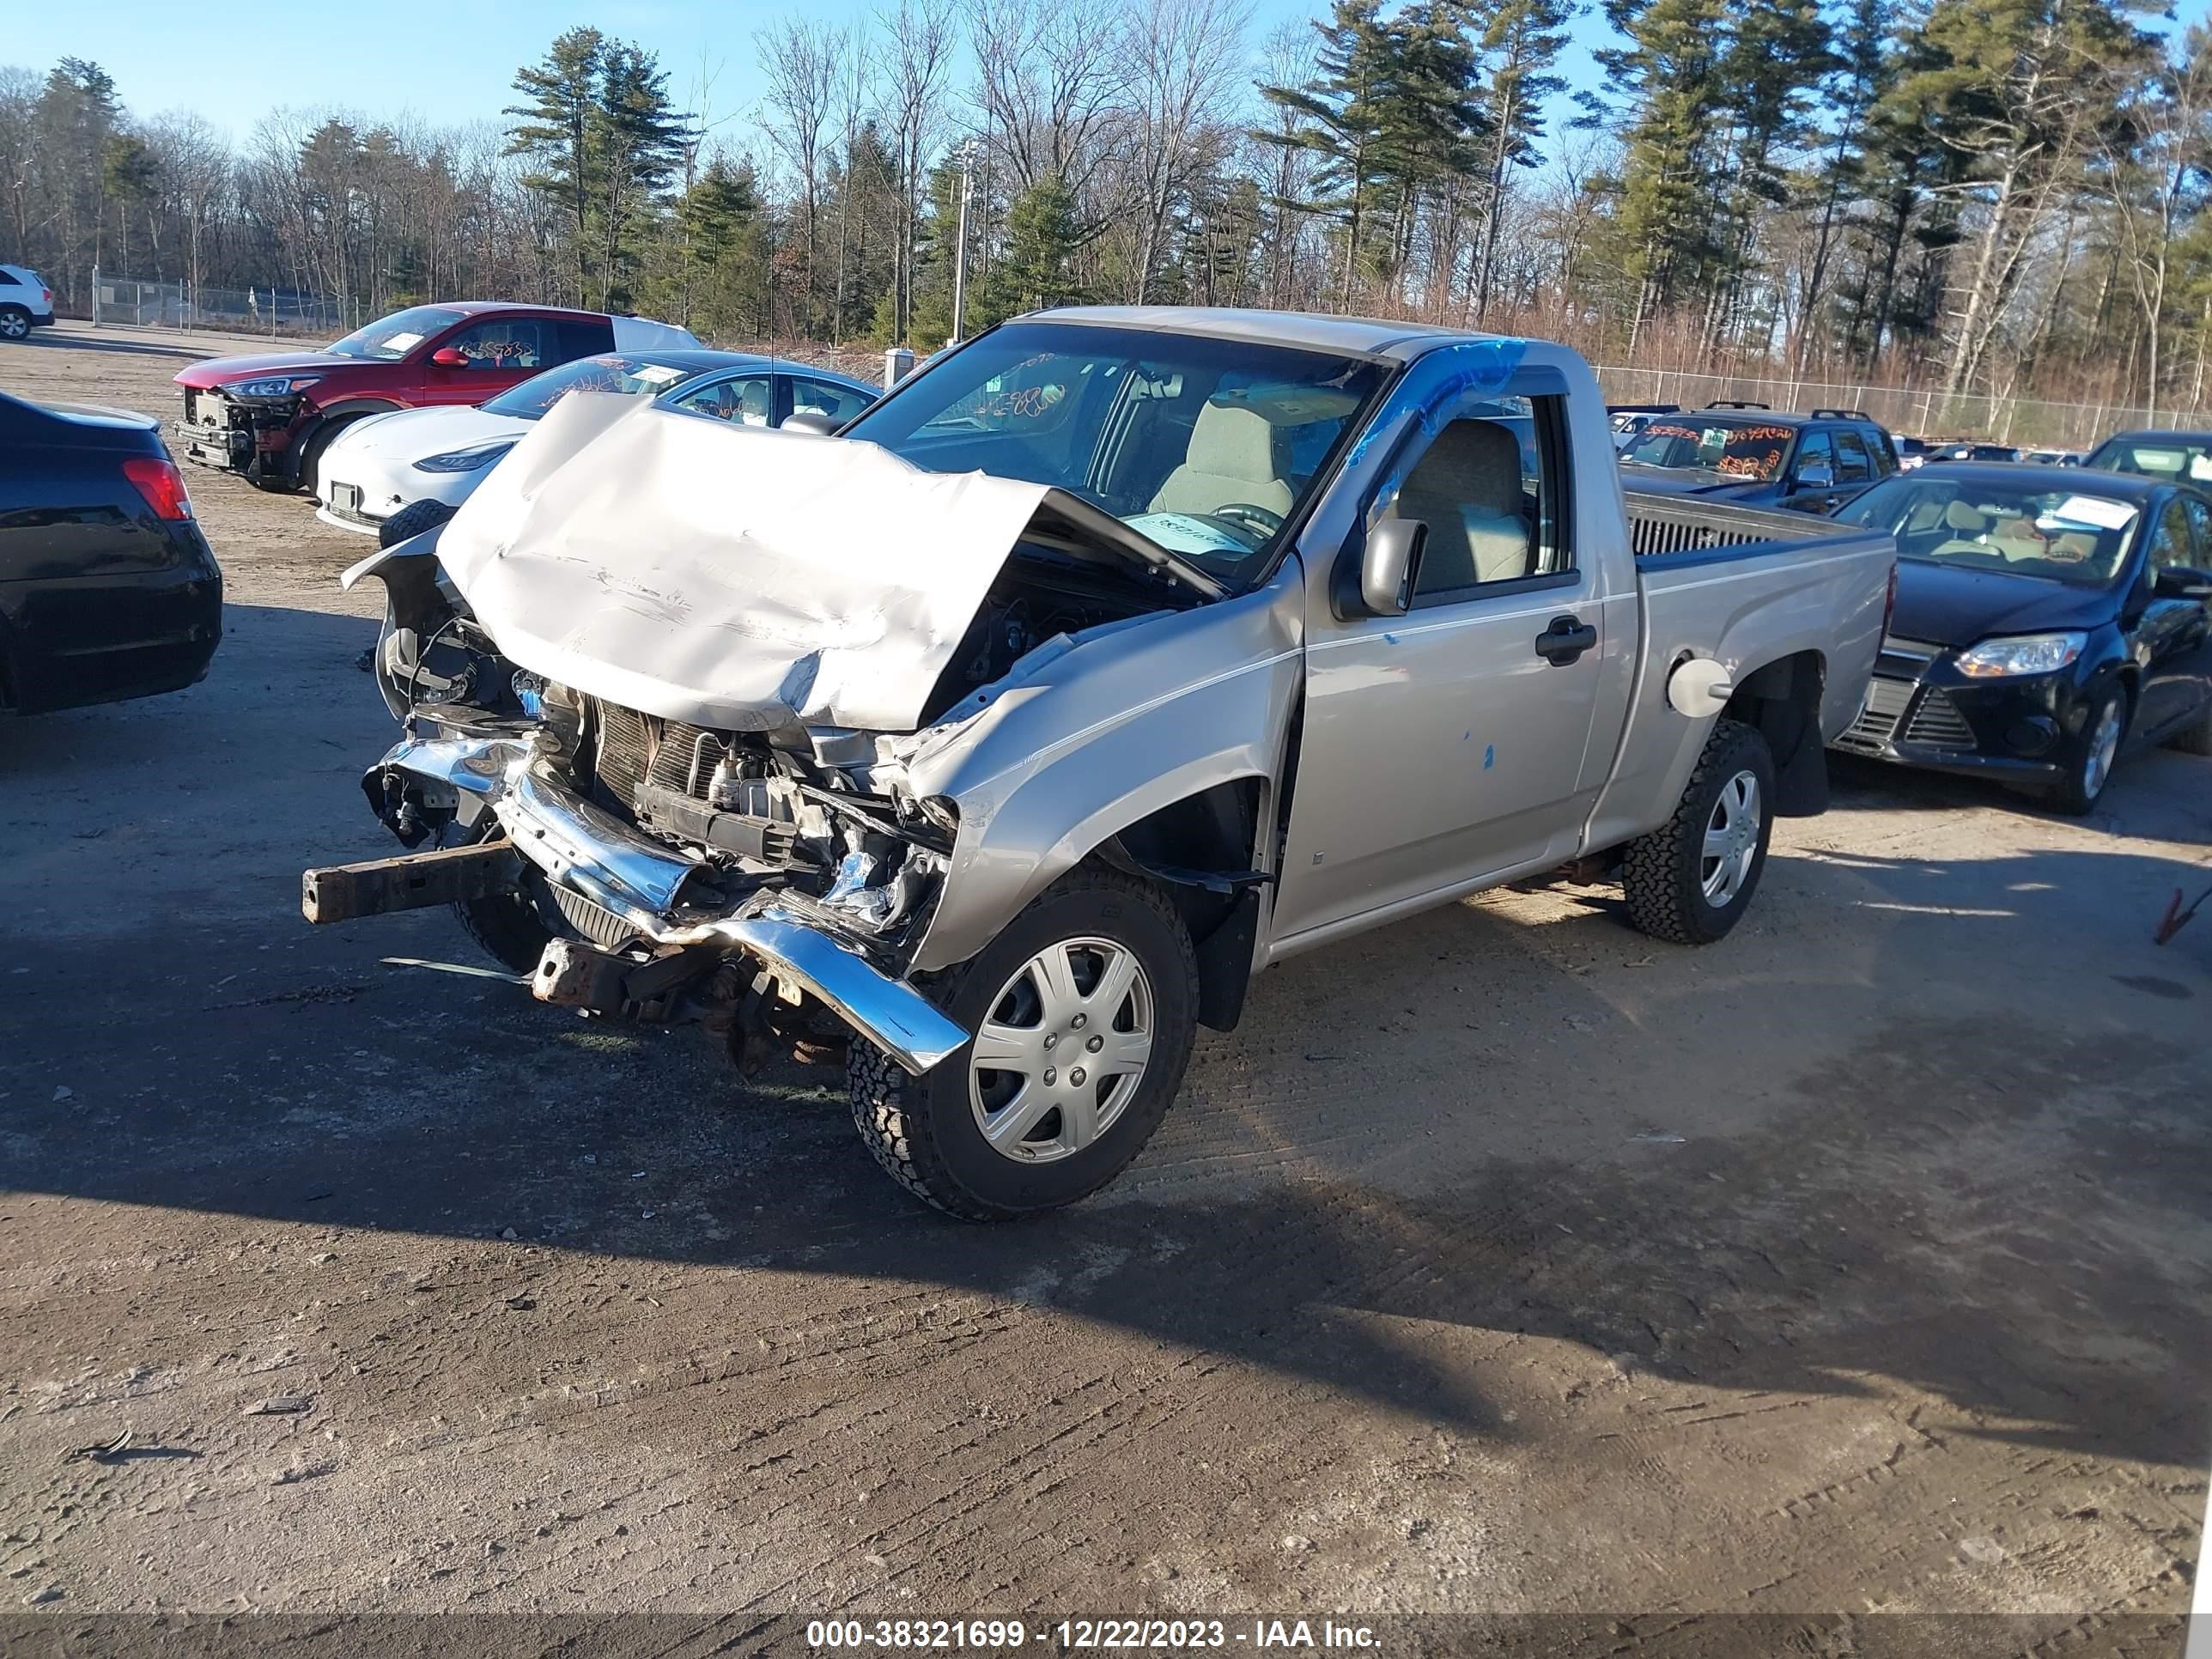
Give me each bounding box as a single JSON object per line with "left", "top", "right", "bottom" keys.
{"left": 91, "top": 272, "right": 343, "bottom": 335}
{"left": 1591, "top": 365, "right": 2206, "bottom": 453}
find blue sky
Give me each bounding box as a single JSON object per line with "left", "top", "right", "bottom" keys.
{"left": 20, "top": 0, "right": 1619, "bottom": 149}
{"left": 15, "top": 0, "right": 2211, "bottom": 167}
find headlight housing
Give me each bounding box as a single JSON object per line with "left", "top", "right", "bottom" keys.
{"left": 228, "top": 374, "right": 321, "bottom": 398}
{"left": 413, "top": 441, "right": 516, "bottom": 474}
{"left": 1954, "top": 631, "right": 2087, "bottom": 678}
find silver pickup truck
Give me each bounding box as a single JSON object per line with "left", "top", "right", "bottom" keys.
{"left": 304, "top": 307, "right": 1896, "bottom": 1218}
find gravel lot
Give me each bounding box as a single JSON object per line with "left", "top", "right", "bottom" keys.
{"left": 1, "top": 322, "right": 2207, "bottom": 1650}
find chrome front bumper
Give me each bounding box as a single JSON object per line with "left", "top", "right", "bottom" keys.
{"left": 369, "top": 736, "right": 969, "bottom": 1074}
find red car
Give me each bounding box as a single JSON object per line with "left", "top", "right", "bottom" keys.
{"left": 173, "top": 302, "right": 698, "bottom": 492}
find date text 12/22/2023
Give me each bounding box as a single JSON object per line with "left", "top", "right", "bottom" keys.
{"left": 804, "top": 1619, "right": 1381, "bottom": 1650}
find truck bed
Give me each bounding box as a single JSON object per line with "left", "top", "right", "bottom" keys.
{"left": 1577, "top": 489, "right": 1895, "bottom": 855}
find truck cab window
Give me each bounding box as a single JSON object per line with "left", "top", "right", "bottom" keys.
{"left": 1385, "top": 396, "right": 1565, "bottom": 600}
{"left": 1832, "top": 428, "right": 1875, "bottom": 484}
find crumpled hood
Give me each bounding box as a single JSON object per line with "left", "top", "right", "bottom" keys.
{"left": 435, "top": 392, "right": 1120, "bottom": 732}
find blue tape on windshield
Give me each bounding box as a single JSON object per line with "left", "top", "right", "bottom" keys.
{"left": 1353, "top": 337, "right": 1531, "bottom": 507}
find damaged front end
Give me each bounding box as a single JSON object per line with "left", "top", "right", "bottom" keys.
{"left": 307, "top": 702, "right": 972, "bottom": 1074}
{"left": 176, "top": 383, "right": 305, "bottom": 482}
{"left": 305, "top": 392, "right": 1271, "bottom": 1086}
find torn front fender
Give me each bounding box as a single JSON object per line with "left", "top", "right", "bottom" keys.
{"left": 899, "top": 568, "right": 1304, "bottom": 973}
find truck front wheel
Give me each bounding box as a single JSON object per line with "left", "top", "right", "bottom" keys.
{"left": 848, "top": 866, "right": 1200, "bottom": 1220}
{"left": 1621, "top": 717, "right": 1776, "bottom": 945}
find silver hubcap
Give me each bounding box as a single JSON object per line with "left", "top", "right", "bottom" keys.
{"left": 2081, "top": 702, "right": 2121, "bottom": 798}
{"left": 0, "top": 313, "right": 25, "bottom": 338}
{"left": 1699, "top": 769, "right": 1762, "bottom": 908}
{"left": 969, "top": 936, "right": 1153, "bottom": 1164}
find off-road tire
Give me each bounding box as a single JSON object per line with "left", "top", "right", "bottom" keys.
{"left": 379, "top": 496, "right": 458, "bottom": 549}
{"left": 0, "top": 306, "right": 31, "bottom": 342}
{"left": 2048, "top": 685, "right": 2126, "bottom": 816}
{"left": 1621, "top": 716, "right": 1776, "bottom": 945}
{"left": 452, "top": 826, "right": 570, "bottom": 975}
{"left": 455, "top": 884, "right": 561, "bottom": 975}
{"left": 848, "top": 865, "right": 1200, "bottom": 1221}
{"left": 2160, "top": 694, "right": 2212, "bottom": 757}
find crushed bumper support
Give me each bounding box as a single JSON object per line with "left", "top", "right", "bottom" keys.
{"left": 309, "top": 736, "right": 970, "bottom": 1076}
{"left": 302, "top": 839, "right": 521, "bottom": 923}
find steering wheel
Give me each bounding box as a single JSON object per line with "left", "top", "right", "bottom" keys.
{"left": 1212, "top": 501, "right": 1286, "bottom": 538}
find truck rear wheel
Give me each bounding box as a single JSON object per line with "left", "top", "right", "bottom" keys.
{"left": 1621, "top": 716, "right": 1775, "bottom": 945}
{"left": 848, "top": 866, "right": 1199, "bottom": 1220}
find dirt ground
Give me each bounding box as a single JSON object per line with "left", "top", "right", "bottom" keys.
{"left": 1, "top": 322, "right": 2207, "bottom": 1654}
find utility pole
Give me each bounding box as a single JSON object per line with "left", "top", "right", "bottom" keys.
{"left": 950, "top": 139, "right": 980, "bottom": 348}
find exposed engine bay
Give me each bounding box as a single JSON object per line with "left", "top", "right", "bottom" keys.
{"left": 361, "top": 542, "right": 1184, "bottom": 984}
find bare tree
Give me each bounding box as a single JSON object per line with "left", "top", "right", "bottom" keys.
{"left": 971, "top": 0, "right": 1129, "bottom": 198}
{"left": 878, "top": 0, "right": 959, "bottom": 343}
{"left": 1121, "top": 0, "right": 1251, "bottom": 303}
{"left": 760, "top": 18, "right": 840, "bottom": 336}
{"left": 830, "top": 27, "right": 877, "bottom": 343}
{"left": 2098, "top": 23, "right": 2212, "bottom": 418}
{"left": 142, "top": 111, "right": 232, "bottom": 317}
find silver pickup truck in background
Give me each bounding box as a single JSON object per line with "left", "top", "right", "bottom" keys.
{"left": 304, "top": 308, "right": 1897, "bottom": 1219}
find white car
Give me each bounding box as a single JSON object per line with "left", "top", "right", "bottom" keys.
{"left": 314, "top": 349, "right": 878, "bottom": 539}
{"left": 0, "top": 264, "right": 56, "bottom": 340}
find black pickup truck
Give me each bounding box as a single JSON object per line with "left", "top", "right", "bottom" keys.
{"left": 0, "top": 390, "right": 222, "bottom": 714}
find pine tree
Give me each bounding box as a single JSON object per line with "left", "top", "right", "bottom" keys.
{"left": 506, "top": 27, "right": 606, "bottom": 301}
{"left": 592, "top": 42, "right": 692, "bottom": 310}
{"left": 1699, "top": 0, "right": 1834, "bottom": 350}
{"left": 1793, "top": 0, "right": 1895, "bottom": 372}
{"left": 1255, "top": 0, "right": 1396, "bottom": 308}
{"left": 1371, "top": 0, "right": 1486, "bottom": 299}
{"left": 976, "top": 174, "right": 1086, "bottom": 324}
{"left": 1597, "top": 0, "right": 1732, "bottom": 348}
{"left": 1468, "top": 0, "right": 1574, "bottom": 321}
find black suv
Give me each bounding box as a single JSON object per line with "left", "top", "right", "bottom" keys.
{"left": 1617, "top": 403, "right": 1900, "bottom": 513}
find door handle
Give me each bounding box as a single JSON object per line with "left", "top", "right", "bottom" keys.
{"left": 1534, "top": 615, "right": 1597, "bottom": 666}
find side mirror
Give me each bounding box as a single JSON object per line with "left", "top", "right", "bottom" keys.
{"left": 2154, "top": 565, "right": 2212, "bottom": 599}
{"left": 429, "top": 346, "right": 468, "bottom": 368}
{"left": 1341, "top": 519, "right": 1426, "bottom": 618}
{"left": 781, "top": 411, "right": 837, "bottom": 437}
{"left": 1795, "top": 463, "right": 1835, "bottom": 491}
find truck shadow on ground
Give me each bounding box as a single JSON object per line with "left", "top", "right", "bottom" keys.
{"left": 5, "top": 830, "right": 2205, "bottom": 1477}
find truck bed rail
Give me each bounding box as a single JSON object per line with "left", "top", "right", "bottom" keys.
{"left": 1626, "top": 491, "right": 1856, "bottom": 561}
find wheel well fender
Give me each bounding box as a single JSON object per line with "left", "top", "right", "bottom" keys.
{"left": 1724, "top": 648, "right": 1827, "bottom": 817}
{"left": 1095, "top": 778, "right": 1268, "bottom": 1032}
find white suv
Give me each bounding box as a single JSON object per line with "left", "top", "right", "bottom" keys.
{"left": 0, "top": 264, "right": 56, "bottom": 340}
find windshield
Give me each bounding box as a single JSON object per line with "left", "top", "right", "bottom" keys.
{"left": 2085, "top": 434, "right": 2212, "bottom": 483}
{"left": 838, "top": 321, "right": 1389, "bottom": 585}
{"left": 1619, "top": 417, "right": 1797, "bottom": 481}
{"left": 325, "top": 305, "right": 466, "bottom": 362}
{"left": 483, "top": 354, "right": 702, "bottom": 419}
{"left": 1836, "top": 476, "right": 2139, "bottom": 585}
